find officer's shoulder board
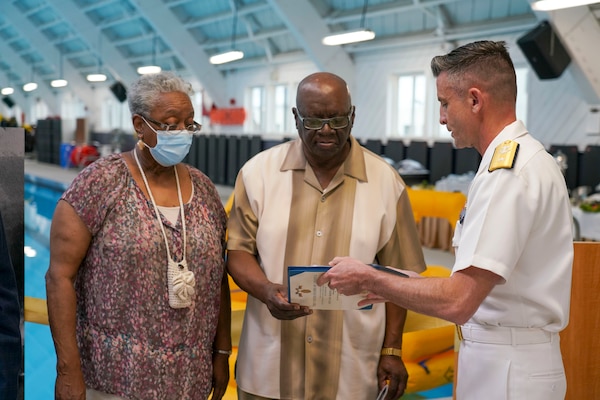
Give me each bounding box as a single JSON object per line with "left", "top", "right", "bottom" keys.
{"left": 488, "top": 140, "right": 519, "bottom": 172}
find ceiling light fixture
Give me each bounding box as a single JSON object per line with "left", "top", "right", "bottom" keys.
{"left": 210, "top": 1, "right": 244, "bottom": 65}
{"left": 322, "top": 0, "right": 376, "bottom": 46}
{"left": 209, "top": 50, "right": 244, "bottom": 65}
{"left": 86, "top": 73, "right": 107, "bottom": 82}
{"left": 531, "top": 0, "right": 600, "bottom": 11}
{"left": 51, "top": 79, "right": 68, "bottom": 88}
{"left": 23, "top": 65, "right": 38, "bottom": 92}
{"left": 137, "top": 33, "right": 162, "bottom": 75}
{"left": 51, "top": 51, "right": 69, "bottom": 88}
{"left": 23, "top": 82, "right": 38, "bottom": 92}
{"left": 136, "top": 65, "right": 162, "bottom": 75}
{"left": 322, "top": 29, "right": 376, "bottom": 46}
{"left": 0, "top": 76, "right": 14, "bottom": 95}
{"left": 87, "top": 35, "right": 107, "bottom": 82}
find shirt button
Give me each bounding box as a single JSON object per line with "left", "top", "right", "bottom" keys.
{"left": 307, "top": 336, "right": 313, "bottom": 343}
{"left": 316, "top": 231, "right": 322, "bottom": 237}
{"left": 321, "top": 196, "right": 326, "bottom": 202}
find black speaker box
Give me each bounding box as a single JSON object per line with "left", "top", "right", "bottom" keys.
{"left": 2, "top": 96, "right": 15, "bottom": 108}
{"left": 517, "top": 20, "right": 571, "bottom": 80}
{"left": 110, "top": 81, "right": 127, "bottom": 102}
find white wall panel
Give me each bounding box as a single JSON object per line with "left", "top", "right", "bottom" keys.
{"left": 527, "top": 70, "right": 591, "bottom": 150}
{"left": 221, "top": 35, "right": 599, "bottom": 150}
{"left": 350, "top": 36, "right": 599, "bottom": 149}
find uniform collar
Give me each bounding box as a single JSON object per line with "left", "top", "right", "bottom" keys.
{"left": 477, "top": 120, "right": 528, "bottom": 176}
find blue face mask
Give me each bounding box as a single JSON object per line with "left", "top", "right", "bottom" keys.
{"left": 142, "top": 119, "right": 193, "bottom": 167}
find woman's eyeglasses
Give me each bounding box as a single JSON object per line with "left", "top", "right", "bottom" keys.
{"left": 141, "top": 115, "right": 202, "bottom": 133}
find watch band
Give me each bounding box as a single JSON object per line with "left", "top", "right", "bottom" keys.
{"left": 380, "top": 347, "right": 402, "bottom": 357}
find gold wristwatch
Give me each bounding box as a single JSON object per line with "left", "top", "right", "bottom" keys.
{"left": 380, "top": 347, "right": 402, "bottom": 357}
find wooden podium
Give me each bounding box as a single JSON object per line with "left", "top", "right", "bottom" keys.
{"left": 561, "top": 241, "right": 600, "bottom": 399}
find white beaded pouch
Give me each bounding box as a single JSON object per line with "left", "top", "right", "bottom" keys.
{"left": 167, "top": 259, "right": 196, "bottom": 309}
{"left": 134, "top": 149, "right": 195, "bottom": 309}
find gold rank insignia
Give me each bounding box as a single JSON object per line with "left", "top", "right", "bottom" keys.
{"left": 488, "top": 140, "right": 519, "bottom": 172}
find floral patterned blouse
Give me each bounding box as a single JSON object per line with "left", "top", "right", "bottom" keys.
{"left": 62, "top": 154, "right": 227, "bottom": 399}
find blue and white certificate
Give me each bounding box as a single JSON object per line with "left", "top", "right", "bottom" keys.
{"left": 287, "top": 266, "right": 370, "bottom": 310}
{"left": 287, "top": 264, "right": 408, "bottom": 310}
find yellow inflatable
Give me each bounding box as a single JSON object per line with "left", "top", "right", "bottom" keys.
{"left": 405, "top": 348, "right": 455, "bottom": 394}
{"left": 401, "top": 265, "right": 455, "bottom": 394}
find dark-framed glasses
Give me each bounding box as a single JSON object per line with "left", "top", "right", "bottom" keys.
{"left": 296, "top": 108, "right": 353, "bottom": 130}
{"left": 141, "top": 115, "right": 202, "bottom": 133}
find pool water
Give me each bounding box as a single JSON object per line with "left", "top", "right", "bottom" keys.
{"left": 24, "top": 177, "right": 67, "bottom": 400}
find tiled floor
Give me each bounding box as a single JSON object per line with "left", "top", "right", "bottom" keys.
{"left": 24, "top": 158, "right": 455, "bottom": 400}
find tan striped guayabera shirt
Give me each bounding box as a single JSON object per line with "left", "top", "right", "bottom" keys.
{"left": 228, "top": 136, "right": 426, "bottom": 399}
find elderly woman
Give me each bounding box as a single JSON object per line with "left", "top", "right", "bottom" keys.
{"left": 46, "top": 71, "right": 231, "bottom": 400}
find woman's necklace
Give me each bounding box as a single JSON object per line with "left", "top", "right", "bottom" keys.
{"left": 133, "top": 148, "right": 195, "bottom": 309}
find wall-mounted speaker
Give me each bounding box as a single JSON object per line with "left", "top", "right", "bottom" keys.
{"left": 2, "top": 96, "right": 15, "bottom": 108}
{"left": 110, "top": 81, "right": 127, "bottom": 103}
{"left": 517, "top": 20, "right": 571, "bottom": 80}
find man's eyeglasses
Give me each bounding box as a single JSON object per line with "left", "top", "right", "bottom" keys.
{"left": 141, "top": 115, "right": 202, "bottom": 133}
{"left": 296, "top": 108, "right": 353, "bottom": 130}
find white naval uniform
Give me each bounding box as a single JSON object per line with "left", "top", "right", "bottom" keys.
{"left": 452, "top": 120, "right": 573, "bottom": 400}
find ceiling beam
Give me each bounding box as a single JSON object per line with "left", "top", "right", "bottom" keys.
{"left": 345, "top": 14, "right": 538, "bottom": 53}
{"left": 48, "top": 0, "right": 140, "bottom": 84}
{"left": 134, "top": 0, "right": 229, "bottom": 107}
{"left": 267, "top": 0, "right": 356, "bottom": 89}
{"left": 324, "top": 0, "right": 464, "bottom": 23}
{"left": 539, "top": 5, "right": 600, "bottom": 103}
{"left": 2, "top": 0, "right": 98, "bottom": 111}
{"left": 0, "top": 38, "right": 57, "bottom": 115}
{"left": 184, "top": 2, "right": 271, "bottom": 29}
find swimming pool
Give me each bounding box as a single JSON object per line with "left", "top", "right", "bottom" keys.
{"left": 24, "top": 175, "right": 68, "bottom": 400}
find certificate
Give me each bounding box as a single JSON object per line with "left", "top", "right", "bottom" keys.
{"left": 287, "top": 264, "right": 407, "bottom": 311}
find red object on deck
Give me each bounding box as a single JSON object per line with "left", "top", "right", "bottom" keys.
{"left": 70, "top": 145, "right": 100, "bottom": 167}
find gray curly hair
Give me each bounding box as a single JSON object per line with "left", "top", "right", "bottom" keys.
{"left": 127, "top": 71, "right": 194, "bottom": 117}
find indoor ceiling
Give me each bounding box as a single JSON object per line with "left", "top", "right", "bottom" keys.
{"left": 0, "top": 0, "right": 598, "bottom": 110}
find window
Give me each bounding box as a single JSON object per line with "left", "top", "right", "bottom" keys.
{"left": 31, "top": 99, "right": 50, "bottom": 123}
{"left": 273, "top": 85, "right": 288, "bottom": 133}
{"left": 515, "top": 67, "right": 528, "bottom": 126}
{"left": 396, "top": 74, "right": 426, "bottom": 138}
{"left": 248, "top": 86, "right": 265, "bottom": 132}
{"left": 102, "top": 97, "right": 130, "bottom": 132}
{"left": 192, "top": 91, "right": 205, "bottom": 127}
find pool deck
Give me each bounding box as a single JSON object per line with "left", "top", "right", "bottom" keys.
{"left": 24, "top": 156, "right": 234, "bottom": 204}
